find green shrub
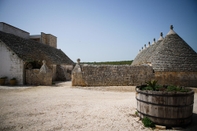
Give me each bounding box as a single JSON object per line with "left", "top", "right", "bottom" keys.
{"left": 0, "top": 77, "right": 7, "bottom": 79}
{"left": 81, "top": 60, "right": 133, "bottom": 65}
{"left": 179, "top": 88, "right": 189, "bottom": 92}
{"left": 167, "top": 85, "right": 177, "bottom": 91}
{"left": 141, "top": 80, "right": 159, "bottom": 91}
{"left": 135, "top": 111, "right": 139, "bottom": 117}
{"left": 138, "top": 80, "right": 189, "bottom": 92}
{"left": 145, "top": 86, "right": 153, "bottom": 90}
{"left": 167, "top": 85, "right": 189, "bottom": 92}
{"left": 10, "top": 77, "right": 16, "bottom": 80}
{"left": 142, "top": 117, "right": 155, "bottom": 127}
{"left": 146, "top": 80, "right": 156, "bottom": 90}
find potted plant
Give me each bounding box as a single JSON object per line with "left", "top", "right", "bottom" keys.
{"left": 10, "top": 78, "right": 17, "bottom": 86}
{"left": 136, "top": 80, "right": 194, "bottom": 128}
{"left": 0, "top": 77, "right": 7, "bottom": 85}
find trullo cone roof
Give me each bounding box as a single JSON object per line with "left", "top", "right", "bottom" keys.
{"left": 132, "top": 25, "right": 197, "bottom": 72}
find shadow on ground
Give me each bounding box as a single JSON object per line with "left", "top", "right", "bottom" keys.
{"left": 183, "top": 113, "right": 197, "bottom": 131}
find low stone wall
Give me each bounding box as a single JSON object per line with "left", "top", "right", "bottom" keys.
{"left": 26, "top": 69, "right": 52, "bottom": 85}
{"left": 72, "top": 64, "right": 154, "bottom": 86}
{"left": 155, "top": 71, "right": 197, "bottom": 87}
{"left": 56, "top": 65, "right": 73, "bottom": 81}
{"left": 72, "top": 64, "right": 197, "bottom": 87}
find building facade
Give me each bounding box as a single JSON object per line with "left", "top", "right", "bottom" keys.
{"left": 30, "top": 32, "right": 57, "bottom": 48}
{"left": 0, "top": 22, "right": 74, "bottom": 85}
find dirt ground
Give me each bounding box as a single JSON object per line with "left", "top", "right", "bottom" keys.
{"left": 0, "top": 82, "right": 197, "bottom": 131}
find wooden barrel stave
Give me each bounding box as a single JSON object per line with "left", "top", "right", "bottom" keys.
{"left": 136, "top": 89, "right": 194, "bottom": 127}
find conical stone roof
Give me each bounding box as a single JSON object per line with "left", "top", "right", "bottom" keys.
{"left": 132, "top": 33, "right": 163, "bottom": 66}
{"left": 131, "top": 43, "right": 149, "bottom": 65}
{"left": 132, "top": 25, "right": 197, "bottom": 72}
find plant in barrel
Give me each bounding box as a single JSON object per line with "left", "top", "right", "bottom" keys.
{"left": 136, "top": 80, "right": 194, "bottom": 128}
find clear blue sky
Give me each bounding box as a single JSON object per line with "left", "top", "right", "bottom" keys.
{"left": 0, "top": 0, "right": 197, "bottom": 62}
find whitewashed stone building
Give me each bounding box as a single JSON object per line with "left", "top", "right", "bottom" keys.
{"left": 0, "top": 22, "right": 74, "bottom": 85}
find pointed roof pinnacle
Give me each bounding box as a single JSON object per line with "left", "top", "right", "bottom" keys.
{"left": 161, "top": 32, "right": 163, "bottom": 37}
{"left": 77, "top": 58, "right": 81, "bottom": 64}
{"left": 170, "top": 25, "right": 173, "bottom": 30}
{"left": 152, "top": 38, "right": 156, "bottom": 44}
{"left": 158, "top": 32, "right": 164, "bottom": 41}
{"left": 167, "top": 25, "right": 176, "bottom": 35}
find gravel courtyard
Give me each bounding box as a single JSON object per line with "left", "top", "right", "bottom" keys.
{"left": 0, "top": 82, "right": 197, "bottom": 131}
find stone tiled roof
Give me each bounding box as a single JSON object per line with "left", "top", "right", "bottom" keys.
{"left": 151, "top": 33, "right": 197, "bottom": 72}
{"left": 131, "top": 44, "right": 149, "bottom": 65}
{"left": 0, "top": 31, "right": 74, "bottom": 65}
{"left": 132, "top": 26, "right": 197, "bottom": 72}
{"left": 132, "top": 38, "right": 162, "bottom": 65}
{"left": 147, "top": 39, "right": 163, "bottom": 63}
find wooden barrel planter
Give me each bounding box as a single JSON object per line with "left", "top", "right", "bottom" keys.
{"left": 9, "top": 78, "right": 17, "bottom": 86}
{"left": 136, "top": 89, "right": 194, "bottom": 127}
{"left": 0, "top": 77, "right": 7, "bottom": 85}
{"left": 0, "top": 78, "right": 6, "bottom": 85}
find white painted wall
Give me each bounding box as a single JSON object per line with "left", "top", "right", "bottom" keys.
{"left": 0, "top": 41, "right": 24, "bottom": 85}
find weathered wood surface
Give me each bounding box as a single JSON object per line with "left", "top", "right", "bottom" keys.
{"left": 136, "top": 89, "right": 194, "bottom": 127}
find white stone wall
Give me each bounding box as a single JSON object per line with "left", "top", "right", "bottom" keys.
{"left": 0, "top": 22, "right": 29, "bottom": 39}
{"left": 0, "top": 41, "right": 24, "bottom": 85}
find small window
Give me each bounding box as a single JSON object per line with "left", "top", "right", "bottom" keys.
{"left": 25, "top": 61, "right": 42, "bottom": 69}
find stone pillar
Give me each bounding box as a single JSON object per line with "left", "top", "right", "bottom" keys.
{"left": 40, "top": 60, "right": 52, "bottom": 85}
{"left": 72, "top": 58, "right": 86, "bottom": 86}
{"left": 39, "top": 60, "right": 49, "bottom": 74}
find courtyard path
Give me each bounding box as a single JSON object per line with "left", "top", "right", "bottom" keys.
{"left": 0, "top": 82, "right": 196, "bottom": 131}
